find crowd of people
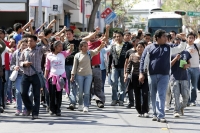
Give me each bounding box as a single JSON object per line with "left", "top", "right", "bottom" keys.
{"left": 0, "top": 18, "right": 200, "bottom": 122}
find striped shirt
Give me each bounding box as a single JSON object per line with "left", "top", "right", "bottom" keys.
{"left": 19, "top": 43, "right": 50, "bottom": 76}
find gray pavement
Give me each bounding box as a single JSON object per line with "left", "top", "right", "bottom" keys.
{"left": 0, "top": 83, "right": 200, "bottom": 133}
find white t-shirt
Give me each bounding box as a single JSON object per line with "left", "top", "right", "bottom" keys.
{"left": 1, "top": 47, "right": 10, "bottom": 65}
{"left": 186, "top": 44, "right": 200, "bottom": 68}
{"left": 46, "top": 51, "right": 70, "bottom": 75}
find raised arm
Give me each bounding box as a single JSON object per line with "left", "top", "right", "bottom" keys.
{"left": 22, "top": 19, "right": 34, "bottom": 31}
{"left": 47, "top": 19, "right": 56, "bottom": 29}
{"left": 100, "top": 25, "right": 110, "bottom": 42}
{"left": 82, "top": 27, "right": 100, "bottom": 42}
{"left": 54, "top": 26, "right": 67, "bottom": 37}
{"left": 171, "top": 33, "right": 187, "bottom": 55}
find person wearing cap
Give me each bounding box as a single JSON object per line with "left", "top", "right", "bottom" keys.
{"left": 44, "top": 41, "right": 73, "bottom": 116}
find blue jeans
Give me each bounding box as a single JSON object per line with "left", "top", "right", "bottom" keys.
{"left": 148, "top": 74, "right": 169, "bottom": 119}
{"left": 111, "top": 68, "right": 125, "bottom": 101}
{"left": 14, "top": 74, "right": 26, "bottom": 111}
{"left": 5, "top": 70, "right": 12, "bottom": 103}
{"left": 187, "top": 67, "right": 199, "bottom": 103}
{"left": 76, "top": 75, "right": 92, "bottom": 107}
{"left": 101, "top": 69, "right": 106, "bottom": 92}
{"left": 66, "top": 65, "right": 78, "bottom": 104}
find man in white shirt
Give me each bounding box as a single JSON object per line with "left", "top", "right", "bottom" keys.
{"left": 194, "top": 29, "right": 200, "bottom": 44}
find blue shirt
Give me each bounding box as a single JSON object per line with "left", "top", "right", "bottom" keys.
{"left": 13, "top": 33, "right": 22, "bottom": 44}
{"left": 171, "top": 50, "right": 191, "bottom": 80}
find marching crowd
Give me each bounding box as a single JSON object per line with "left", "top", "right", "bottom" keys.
{"left": 0, "top": 18, "right": 200, "bottom": 123}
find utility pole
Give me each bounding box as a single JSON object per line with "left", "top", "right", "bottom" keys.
{"left": 82, "top": 0, "right": 85, "bottom": 32}
{"left": 38, "top": 0, "right": 42, "bottom": 28}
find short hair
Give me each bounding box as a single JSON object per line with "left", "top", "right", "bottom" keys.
{"left": 123, "top": 31, "right": 131, "bottom": 35}
{"left": 9, "top": 38, "right": 16, "bottom": 44}
{"left": 115, "top": 31, "right": 124, "bottom": 36}
{"left": 0, "top": 29, "right": 5, "bottom": 34}
{"left": 145, "top": 32, "right": 151, "bottom": 37}
{"left": 66, "top": 28, "right": 74, "bottom": 34}
{"left": 6, "top": 27, "right": 13, "bottom": 34}
{"left": 187, "top": 32, "right": 196, "bottom": 38}
{"left": 18, "top": 38, "right": 28, "bottom": 48}
{"left": 13, "top": 23, "right": 22, "bottom": 32}
{"left": 166, "top": 33, "right": 172, "bottom": 40}
{"left": 44, "top": 28, "right": 52, "bottom": 36}
{"left": 79, "top": 40, "right": 88, "bottom": 50}
{"left": 96, "top": 33, "right": 102, "bottom": 38}
{"left": 26, "top": 34, "right": 37, "bottom": 42}
{"left": 170, "top": 30, "right": 177, "bottom": 35}
{"left": 32, "top": 26, "right": 36, "bottom": 31}
{"left": 137, "top": 40, "right": 146, "bottom": 48}
{"left": 155, "top": 29, "right": 166, "bottom": 41}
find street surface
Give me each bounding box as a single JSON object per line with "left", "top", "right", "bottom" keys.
{"left": 0, "top": 82, "right": 200, "bottom": 133}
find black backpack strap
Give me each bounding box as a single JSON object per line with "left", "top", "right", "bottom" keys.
{"left": 194, "top": 44, "right": 200, "bottom": 57}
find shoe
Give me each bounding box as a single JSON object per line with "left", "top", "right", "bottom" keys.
{"left": 78, "top": 105, "right": 83, "bottom": 111}
{"left": 15, "top": 110, "right": 21, "bottom": 116}
{"left": 152, "top": 115, "right": 157, "bottom": 121}
{"left": 46, "top": 106, "right": 50, "bottom": 112}
{"left": 23, "top": 110, "right": 32, "bottom": 116}
{"left": 144, "top": 113, "right": 149, "bottom": 118}
{"left": 111, "top": 100, "right": 117, "bottom": 106}
{"left": 91, "top": 95, "right": 96, "bottom": 100}
{"left": 97, "top": 101, "right": 104, "bottom": 108}
{"left": 126, "top": 104, "right": 134, "bottom": 108}
{"left": 190, "top": 103, "right": 196, "bottom": 106}
{"left": 68, "top": 104, "right": 75, "bottom": 110}
{"left": 180, "top": 108, "right": 184, "bottom": 116}
{"left": 83, "top": 107, "right": 89, "bottom": 112}
{"left": 49, "top": 111, "right": 55, "bottom": 116}
{"left": 0, "top": 106, "right": 4, "bottom": 113}
{"left": 6, "top": 100, "right": 11, "bottom": 105}
{"left": 137, "top": 114, "right": 143, "bottom": 117}
{"left": 56, "top": 113, "right": 61, "bottom": 116}
{"left": 32, "top": 115, "right": 38, "bottom": 119}
{"left": 119, "top": 101, "right": 124, "bottom": 106}
{"left": 43, "top": 103, "right": 47, "bottom": 108}
{"left": 157, "top": 118, "right": 167, "bottom": 123}
{"left": 174, "top": 113, "right": 180, "bottom": 117}
{"left": 165, "top": 107, "right": 170, "bottom": 111}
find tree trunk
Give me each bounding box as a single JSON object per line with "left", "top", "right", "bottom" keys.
{"left": 87, "top": 0, "right": 101, "bottom": 32}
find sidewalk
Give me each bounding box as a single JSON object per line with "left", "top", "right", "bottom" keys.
{"left": 0, "top": 84, "right": 200, "bottom": 133}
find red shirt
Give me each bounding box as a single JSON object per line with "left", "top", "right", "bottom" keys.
{"left": 88, "top": 40, "right": 101, "bottom": 66}
{"left": 4, "top": 41, "right": 10, "bottom": 70}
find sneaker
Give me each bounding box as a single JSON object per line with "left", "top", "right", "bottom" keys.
{"left": 91, "top": 95, "right": 96, "bottom": 100}
{"left": 137, "top": 114, "right": 143, "bottom": 117}
{"left": 0, "top": 106, "right": 4, "bottom": 113}
{"left": 68, "top": 104, "right": 75, "bottom": 110}
{"left": 180, "top": 108, "right": 184, "bottom": 116}
{"left": 111, "top": 100, "right": 117, "bottom": 106}
{"left": 46, "top": 106, "right": 50, "bottom": 112}
{"left": 190, "top": 103, "right": 196, "bottom": 106}
{"left": 32, "top": 115, "right": 38, "bottom": 119}
{"left": 97, "top": 101, "right": 104, "bottom": 108}
{"left": 78, "top": 105, "right": 83, "bottom": 111}
{"left": 126, "top": 104, "right": 134, "bottom": 108}
{"left": 15, "top": 110, "right": 21, "bottom": 116}
{"left": 23, "top": 110, "right": 32, "bottom": 116}
{"left": 157, "top": 118, "right": 167, "bottom": 123}
{"left": 56, "top": 113, "right": 61, "bottom": 116}
{"left": 165, "top": 107, "right": 170, "bottom": 111}
{"left": 152, "top": 115, "right": 157, "bottom": 121}
{"left": 144, "top": 113, "right": 149, "bottom": 118}
{"left": 83, "top": 107, "right": 89, "bottom": 112}
{"left": 174, "top": 113, "right": 180, "bottom": 117}
{"left": 119, "top": 101, "right": 124, "bottom": 106}
{"left": 49, "top": 111, "right": 55, "bottom": 116}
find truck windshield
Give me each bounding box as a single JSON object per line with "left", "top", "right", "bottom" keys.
{"left": 148, "top": 18, "right": 182, "bottom": 27}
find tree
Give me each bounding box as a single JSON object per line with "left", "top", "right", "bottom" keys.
{"left": 88, "top": 0, "right": 101, "bottom": 32}
{"left": 162, "top": 0, "right": 200, "bottom": 32}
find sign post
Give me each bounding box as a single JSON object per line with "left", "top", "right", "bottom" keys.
{"left": 187, "top": 11, "right": 200, "bottom": 17}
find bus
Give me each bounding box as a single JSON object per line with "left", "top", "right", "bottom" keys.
{"left": 147, "top": 12, "right": 184, "bottom": 35}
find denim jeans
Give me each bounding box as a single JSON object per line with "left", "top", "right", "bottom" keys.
{"left": 76, "top": 74, "right": 93, "bottom": 107}
{"left": 101, "top": 69, "right": 106, "bottom": 92}
{"left": 66, "top": 65, "right": 78, "bottom": 104}
{"left": 187, "top": 67, "right": 199, "bottom": 103}
{"left": 5, "top": 70, "right": 12, "bottom": 103}
{"left": 21, "top": 74, "right": 41, "bottom": 116}
{"left": 14, "top": 74, "right": 26, "bottom": 111}
{"left": 148, "top": 74, "right": 169, "bottom": 119}
{"left": 111, "top": 68, "right": 125, "bottom": 101}
{"left": 170, "top": 80, "right": 189, "bottom": 113}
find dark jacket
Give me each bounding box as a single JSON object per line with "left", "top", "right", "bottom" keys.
{"left": 108, "top": 41, "right": 132, "bottom": 72}
{"left": 0, "top": 40, "right": 6, "bottom": 77}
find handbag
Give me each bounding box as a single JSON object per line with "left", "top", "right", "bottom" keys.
{"left": 9, "top": 51, "right": 19, "bottom": 81}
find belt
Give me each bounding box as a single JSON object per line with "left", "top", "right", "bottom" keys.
{"left": 92, "top": 65, "right": 100, "bottom": 69}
